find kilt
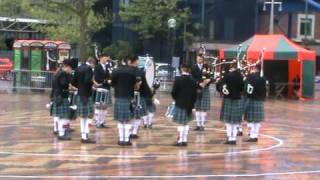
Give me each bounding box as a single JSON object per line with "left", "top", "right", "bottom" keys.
{"left": 220, "top": 98, "right": 242, "bottom": 124}
{"left": 244, "top": 99, "right": 264, "bottom": 123}
{"left": 52, "top": 98, "right": 70, "bottom": 119}
{"left": 147, "top": 103, "right": 156, "bottom": 113}
{"left": 133, "top": 97, "right": 147, "bottom": 119}
{"left": 241, "top": 97, "right": 249, "bottom": 115}
{"left": 95, "top": 89, "right": 112, "bottom": 109}
{"left": 114, "top": 98, "right": 133, "bottom": 122}
{"left": 76, "top": 96, "right": 94, "bottom": 118}
{"left": 195, "top": 86, "right": 211, "bottom": 111}
{"left": 173, "top": 106, "right": 192, "bottom": 125}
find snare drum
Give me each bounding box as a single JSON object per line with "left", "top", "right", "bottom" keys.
{"left": 95, "top": 88, "right": 111, "bottom": 109}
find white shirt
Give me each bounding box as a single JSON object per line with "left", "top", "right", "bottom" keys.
{"left": 198, "top": 63, "right": 203, "bottom": 70}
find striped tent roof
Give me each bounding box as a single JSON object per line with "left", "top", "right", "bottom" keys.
{"left": 220, "top": 34, "right": 316, "bottom": 61}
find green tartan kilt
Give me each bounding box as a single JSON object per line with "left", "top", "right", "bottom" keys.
{"left": 195, "top": 86, "right": 211, "bottom": 111}
{"left": 114, "top": 98, "right": 133, "bottom": 122}
{"left": 147, "top": 103, "right": 156, "bottom": 113}
{"left": 173, "top": 106, "right": 193, "bottom": 125}
{"left": 244, "top": 99, "right": 265, "bottom": 123}
{"left": 241, "top": 97, "right": 249, "bottom": 115}
{"left": 220, "top": 98, "right": 242, "bottom": 124}
{"left": 76, "top": 96, "right": 94, "bottom": 118}
{"left": 52, "top": 98, "right": 70, "bottom": 119}
{"left": 133, "top": 97, "right": 147, "bottom": 119}
{"left": 94, "top": 89, "right": 112, "bottom": 109}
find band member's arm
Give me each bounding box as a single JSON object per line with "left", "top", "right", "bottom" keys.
{"left": 58, "top": 72, "right": 69, "bottom": 90}
{"left": 171, "top": 78, "right": 179, "bottom": 101}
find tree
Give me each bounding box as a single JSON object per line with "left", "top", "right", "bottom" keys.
{"left": 120, "top": 0, "right": 191, "bottom": 40}
{"left": 22, "top": 0, "right": 109, "bottom": 62}
{"left": 103, "top": 41, "right": 133, "bottom": 61}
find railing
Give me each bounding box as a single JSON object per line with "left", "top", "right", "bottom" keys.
{"left": 10, "top": 70, "right": 54, "bottom": 90}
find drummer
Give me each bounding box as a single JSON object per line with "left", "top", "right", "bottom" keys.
{"left": 94, "top": 53, "right": 112, "bottom": 128}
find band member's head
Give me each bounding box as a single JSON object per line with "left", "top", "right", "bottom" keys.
{"left": 99, "top": 53, "right": 110, "bottom": 64}
{"left": 250, "top": 65, "right": 260, "bottom": 74}
{"left": 128, "top": 55, "right": 139, "bottom": 67}
{"left": 62, "top": 59, "right": 73, "bottom": 74}
{"left": 180, "top": 63, "right": 191, "bottom": 74}
{"left": 229, "top": 63, "right": 237, "bottom": 72}
{"left": 197, "top": 54, "right": 204, "bottom": 65}
{"left": 87, "top": 57, "right": 96, "bottom": 68}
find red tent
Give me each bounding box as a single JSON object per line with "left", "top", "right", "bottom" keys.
{"left": 220, "top": 34, "right": 316, "bottom": 98}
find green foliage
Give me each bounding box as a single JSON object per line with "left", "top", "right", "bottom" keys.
{"left": 120, "top": 0, "right": 191, "bottom": 40}
{"left": 103, "top": 41, "right": 133, "bottom": 61}
{"left": 0, "top": 0, "right": 26, "bottom": 17}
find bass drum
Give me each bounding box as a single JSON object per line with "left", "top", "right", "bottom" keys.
{"left": 139, "top": 55, "right": 155, "bottom": 89}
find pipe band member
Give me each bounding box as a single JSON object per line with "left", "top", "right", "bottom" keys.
{"left": 220, "top": 64, "right": 244, "bottom": 145}
{"left": 171, "top": 64, "right": 198, "bottom": 146}
{"left": 94, "top": 53, "right": 112, "bottom": 128}
{"left": 191, "top": 54, "right": 212, "bottom": 131}
{"left": 130, "top": 59, "right": 148, "bottom": 139}
{"left": 244, "top": 65, "right": 267, "bottom": 142}
{"left": 112, "top": 56, "right": 140, "bottom": 146}
{"left": 51, "top": 59, "right": 74, "bottom": 141}
{"left": 72, "top": 57, "right": 96, "bottom": 143}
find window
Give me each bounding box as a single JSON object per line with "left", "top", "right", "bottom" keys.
{"left": 297, "top": 14, "right": 315, "bottom": 40}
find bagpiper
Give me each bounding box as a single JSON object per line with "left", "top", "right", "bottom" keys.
{"left": 51, "top": 59, "right": 74, "bottom": 140}
{"left": 191, "top": 54, "right": 212, "bottom": 131}
{"left": 171, "top": 64, "right": 198, "bottom": 146}
{"left": 72, "top": 57, "right": 96, "bottom": 143}
{"left": 220, "top": 64, "right": 244, "bottom": 145}
{"left": 112, "top": 56, "right": 140, "bottom": 146}
{"left": 244, "top": 65, "right": 267, "bottom": 142}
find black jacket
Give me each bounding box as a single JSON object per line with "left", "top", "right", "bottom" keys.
{"left": 73, "top": 63, "right": 93, "bottom": 98}
{"left": 191, "top": 64, "right": 212, "bottom": 87}
{"left": 222, "top": 70, "right": 244, "bottom": 100}
{"left": 171, "top": 74, "right": 197, "bottom": 115}
{"left": 245, "top": 73, "right": 267, "bottom": 101}
{"left": 94, "top": 63, "right": 111, "bottom": 90}
{"left": 111, "top": 65, "right": 137, "bottom": 98}
{"left": 52, "top": 70, "right": 71, "bottom": 98}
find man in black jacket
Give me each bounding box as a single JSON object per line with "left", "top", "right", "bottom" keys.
{"left": 171, "top": 64, "right": 197, "bottom": 146}
{"left": 51, "top": 59, "right": 73, "bottom": 140}
{"left": 244, "top": 65, "right": 267, "bottom": 142}
{"left": 73, "top": 58, "right": 96, "bottom": 143}
{"left": 112, "top": 56, "right": 140, "bottom": 146}
{"left": 94, "top": 53, "right": 112, "bottom": 128}
{"left": 191, "top": 54, "right": 211, "bottom": 131}
{"left": 220, "top": 65, "right": 244, "bottom": 145}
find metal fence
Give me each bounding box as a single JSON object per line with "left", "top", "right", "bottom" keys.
{"left": 0, "top": 70, "right": 54, "bottom": 91}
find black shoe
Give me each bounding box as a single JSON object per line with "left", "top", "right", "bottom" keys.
{"left": 230, "top": 140, "right": 237, "bottom": 145}
{"left": 148, "top": 124, "right": 153, "bottom": 129}
{"left": 130, "top": 134, "right": 139, "bottom": 139}
{"left": 58, "top": 135, "right": 71, "bottom": 141}
{"left": 246, "top": 138, "right": 258, "bottom": 142}
{"left": 194, "top": 126, "right": 201, "bottom": 131}
{"left": 181, "top": 142, "right": 188, "bottom": 146}
{"left": 237, "top": 131, "right": 243, "bottom": 136}
{"left": 224, "top": 140, "right": 236, "bottom": 145}
{"left": 124, "top": 141, "right": 132, "bottom": 146}
{"left": 66, "top": 128, "right": 75, "bottom": 133}
{"left": 200, "top": 126, "right": 205, "bottom": 131}
{"left": 118, "top": 141, "right": 125, "bottom": 146}
{"left": 174, "top": 142, "right": 183, "bottom": 146}
{"left": 53, "top": 131, "right": 58, "bottom": 135}
{"left": 81, "top": 138, "right": 96, "bottom": 144}
{"left": 144, "top": 124, "right": 148, "bottom": 129}
{"left": 100, "top": 124, "right": 108, "bottom": 128}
